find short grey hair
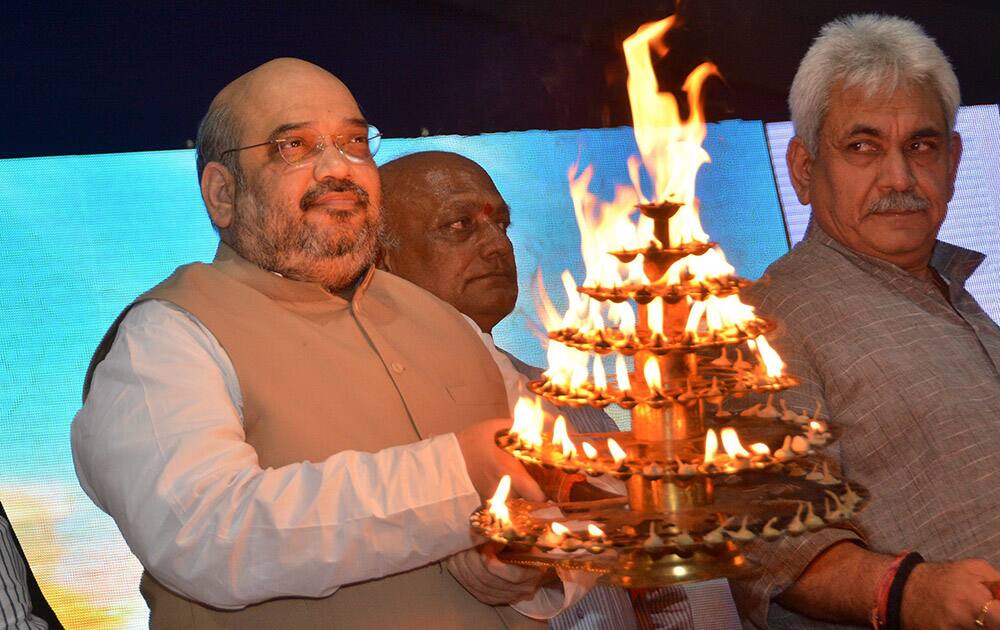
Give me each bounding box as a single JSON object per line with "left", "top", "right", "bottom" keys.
{"left": 194, "top": 103, "right": 246, "bottom": 188}
{"left": 789, "top": 14, "right": 961, "bottom": 155}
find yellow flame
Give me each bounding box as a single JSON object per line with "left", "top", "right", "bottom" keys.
{"left": 750, "top": 442, "right": 771, "bottom": 456}
{"left": 608, "top": 438, "right": 627, "bottom": 465}
{"left": 643, "top": 356, "right": 662, "bottom": 391}
{"left": 615, "top": 355, "right": 632, "bottom": 392}
{"left": 570, "top": 361, "right": 589, "bottom": 390}
{"left": 532, "top": 269, "right": 564, "bottom": 333}
{"left": 704, "top": 428, "right": 719, "bottom": 464}
{"left": 721, "top": 427, "right": 751, "bottom": 458}
{"left": 623, "top": 16, "right": 718, "bottom": 240}
{"left": 552, "top": 416, "right": 578, "bottom": 458}
{"left": 552, "top": 415, "right": 569, "bottom": 447}
{"left": 582, "top": 441, "right": 598, "bottom": 460}
{"left": 587, "top": 523, "right": 606, "bottom": 538}
{"left": 512, "top": 396, "right": 545, "bottom": 449}
{"left": 562, "top": 438, "right": 577, "bottom": 459}
{"left": 567, "top": 165, "right": 643, "bottom": 289}
{"left": 648, "top": 298, "right": 664, "bottom": 335}
{"left": 593, "top": 355, "right": 607, "bottom": 391}
{"left": 510, "top": 397, "right": 535, "bottom": 436}
{"left": 551, "top": 522, "right": 571, "bottom": 537}
{"left": 667, "top": 247, "right": 736, "bottom": 285}
{"left": 544, "top": 341, "right": 591, "bottom": 392}
{"left": 610, "top": 301, "right": 636, "bottom": 336}
{"left": 560, "top": 271, "right": 586, "bottom": 328}
{"left": 488, "top": 475, "right": 512, "bottom": 527}
{"left": 752, "top": 336, "right": 786, "bottom": 378}
{"left": 685, "top": 300, "right": 707, "bottom": 336}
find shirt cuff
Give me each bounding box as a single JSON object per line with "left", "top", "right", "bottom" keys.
{"left": 730, "top": 526, "right": 862, "bottom": 627}
{"left": 511, "top": 567, "right": 600, "bottom": 619}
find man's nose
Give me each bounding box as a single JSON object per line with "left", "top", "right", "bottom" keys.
{"left": 478, "top": 222, "right": 513, "bottom": 259}
{"left": 311, "top": 143, "right": 352, "bottom": 180}
{"left": 878, "top": 147, "right": 917, "bottom": 192}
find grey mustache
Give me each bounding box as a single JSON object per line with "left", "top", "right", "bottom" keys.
{"left": 300, "top": 178, "right": 370, "bottom": 210}
{"left": 868, "top": 191, "right": 930, "bottom": 214}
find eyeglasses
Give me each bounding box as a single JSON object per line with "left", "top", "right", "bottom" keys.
{"left": 220, "top": 125, "right": 382, "bottom": 166}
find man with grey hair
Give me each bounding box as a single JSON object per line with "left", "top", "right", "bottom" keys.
{"left": 734, "top": 14, "right": 1000, "bottom": 630}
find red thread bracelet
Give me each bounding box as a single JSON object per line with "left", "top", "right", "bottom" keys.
{"left": 871, "top": 550, "right": 910, "bottom": 629}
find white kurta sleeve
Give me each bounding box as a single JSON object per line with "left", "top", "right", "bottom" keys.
{"left": 71, "top": 300, "right": 481, "bottom": 609}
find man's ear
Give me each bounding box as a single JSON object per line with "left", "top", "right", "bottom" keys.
{"left": 380, "top": 248, "right": 394, "bottom": 272}
{"left": 786, "top": 136, "right": 814, "bottom": 206}
{"left": 947, "top": 131, "right": 963, "bottom": 201}
{"left": 201, "top": 162, "right": 237, "bottom": 230}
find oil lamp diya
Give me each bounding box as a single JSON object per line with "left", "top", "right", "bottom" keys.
{"left": 469, "top": 14, "right": 868, "bottom": 587}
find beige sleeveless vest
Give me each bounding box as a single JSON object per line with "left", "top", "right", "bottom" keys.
{"left": 86, "top": 244, "right": 544, "bottom": 629}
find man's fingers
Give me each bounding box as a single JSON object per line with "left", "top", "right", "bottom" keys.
{"left": 985, "top": 580, "right": 1000, "bottom": 599}
{"left": 447, "top": 548, "right": 538, "bottom": 605}
{"left": 485, "top": 554, "right": 541, "bottom": 584}
{"left": 505, "top": 463, "right": 544, "bottom": 502}
{"left": 448, "top": 552, "right": 495, "bottom": 599}
{"left": 960, "top": 559, "right": 1000, "bottom": 582}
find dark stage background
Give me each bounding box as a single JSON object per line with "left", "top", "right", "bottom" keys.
{"left": 3, "top": 0, "right": 997, "bottom": 159}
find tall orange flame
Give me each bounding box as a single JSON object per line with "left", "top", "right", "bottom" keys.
{"left": 624, "top": 16, "right": 718, "bottom": 242}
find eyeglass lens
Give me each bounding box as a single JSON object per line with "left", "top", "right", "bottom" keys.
{"left": 276, "top": 126, "right": 381, "bottom": 165}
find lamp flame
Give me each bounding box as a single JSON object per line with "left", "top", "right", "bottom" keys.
{"left": 511, "top": 396, "right": 544, "bottom": 450}
{"left": 551, "top": 522, "right": 571, "bottom": 537}
{"left": 643, "top": 356, "right": 662, "bottom": 391}
{"left": 648, "top": 298, "right": 664, "bottom": 336}
{"left": 704, "top": 428, "right": 719, "bottom": 465}
{"left": 616, "top": 355, "right": 632, "bottom": 392}
{"left": 611, "top": 301, "right": 636, "bottom": 336}
{"left": 488, "top": 475, "right": 512, "bottom": 529}
{"left": 720, "top": 427, "right": 751, "bottom": 458}
{"left": 587, "top": 523, "right": 606, "bottom": 539}
{"left": 552, "top": 415, "right": 569, "bottom": 447}
{"left": 582, "top": 441, "right": 598, "bottom": 460}
{"left": 608, "top": 438, "right": 627, "bottom": 465}
{"left": 623, "top": 16, "right": 718, "bottom": 239}
{"left": 593, "top": 355, "right": 607, "bottom": 392}
{"left": 751, "top": 336, "right": 786, "bottom": 378}
{"left": 552, "top": 415, "right": 577, "bottom": 458}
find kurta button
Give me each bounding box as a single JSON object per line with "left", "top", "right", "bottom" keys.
{"left": 391, "top": 362, "right": 405, "bottom": 373}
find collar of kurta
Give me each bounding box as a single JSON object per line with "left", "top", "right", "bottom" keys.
{"left": 212, "top": 241, "right": 376, "bottom": 307}
{"left": 802, "top": 219, "right": 985, "bottom": 288}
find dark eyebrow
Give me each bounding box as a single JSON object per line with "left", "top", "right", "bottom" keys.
{"left": 910, "top": 127, "right": 944, "bottom": 140}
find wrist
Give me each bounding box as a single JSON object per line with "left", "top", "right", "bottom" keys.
{"left": 898, "top": 562, "right": 930, "bottom": 630}
{"left": 870, "top": 551, "right": 924, "bottom": 630}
